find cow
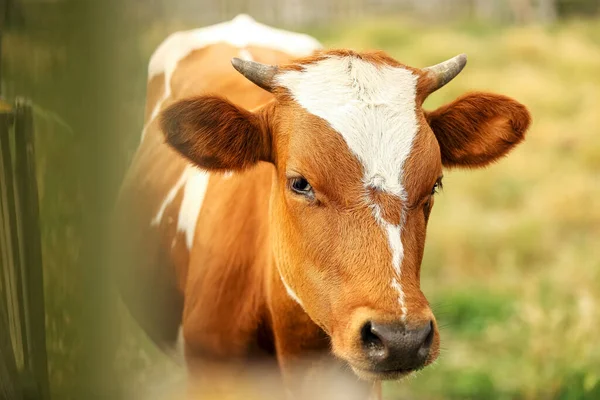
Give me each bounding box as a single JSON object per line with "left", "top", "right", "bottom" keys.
{"left": 114, "top": 14, "right": 531, "bottom": 400}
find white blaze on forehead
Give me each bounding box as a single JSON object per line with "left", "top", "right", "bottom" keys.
{"left": 277, "top": 55, "right": 418, "bottom": 317}
{"left": 275, "top": 55, "right": 419, "bottom": 197}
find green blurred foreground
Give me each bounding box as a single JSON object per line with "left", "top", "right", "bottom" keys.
{"left": 5, "top": 12, "right": 600, "bottom": 400}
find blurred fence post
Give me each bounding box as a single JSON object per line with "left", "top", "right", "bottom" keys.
{"left": 0, "top": 100, "right": 22, "bottom": 400}
{"left": 0, "top": 98, "right": 50, "bottom": 400}
{"left": 14, "top": 98, "right": 50, "bottom": 400}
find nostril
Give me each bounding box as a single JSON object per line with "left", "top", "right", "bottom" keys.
{"left": 422, "top": 321, "right": 434, "bottom": 349}
{"left": 417, "top": 321, "right": 435, "bottom": 362}
{"left": 360, "top": 321, "right": 380, "bottom": 348}
{"left": 360, "top": 321, "right": 386, "bottom": 356}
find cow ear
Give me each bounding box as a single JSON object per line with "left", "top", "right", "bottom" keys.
{"left": 160, "top": 96, "right": 273, "bottom": 171}
{"left": 425, "top": 92, "right": 531, "bottom": 168}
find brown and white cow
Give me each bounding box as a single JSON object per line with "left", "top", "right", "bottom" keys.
{"left": 115, "top": 14, "right": 531, "bottom": 400}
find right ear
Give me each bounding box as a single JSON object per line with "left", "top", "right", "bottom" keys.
{"left": 160, "top": 96, "right": 273, "bottom": 171}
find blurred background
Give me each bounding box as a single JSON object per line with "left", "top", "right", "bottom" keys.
{"left": 1, "top": 0, "right": 599, "bottom": 399}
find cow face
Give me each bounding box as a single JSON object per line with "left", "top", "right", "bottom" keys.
{"left": 161, "top": 50, "right": 531, "bottom": 380}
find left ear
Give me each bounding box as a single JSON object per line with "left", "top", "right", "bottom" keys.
{"left": 425, "top": 92, "right": 531, "bottom": 168}
{"left": 160, "top": 95, "right": 273, "bottom": 171}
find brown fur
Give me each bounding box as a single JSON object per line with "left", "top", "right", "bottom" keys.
{"left": 116, "top": 43, "right": 531, "bottom": 400}
{"left": 161, "top": 96, "right": 273, "bottom": 170}
{"left": 425, "top": 92, "right": 532, "bottom": 168}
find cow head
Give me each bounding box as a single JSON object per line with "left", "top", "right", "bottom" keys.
{"left": 160, "top": 50, "right": 531, "bottom": 380}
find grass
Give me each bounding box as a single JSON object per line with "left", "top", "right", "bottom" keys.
{"left": 3, "top": 10, "right": 600, "bottom": 400}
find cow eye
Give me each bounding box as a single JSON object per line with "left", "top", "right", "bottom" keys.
{"left": 288, "top": 176, "right": 314, "bottom": 199}
{"left": 431, "top": 178, "right": 443, "bottom": 195}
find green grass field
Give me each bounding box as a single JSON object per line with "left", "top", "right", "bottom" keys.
{"left": 4, "top": 12, "right": 600, "bottom": 400}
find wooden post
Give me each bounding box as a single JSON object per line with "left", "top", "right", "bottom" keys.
{"left": 0, "top": 100, "right": 23, "bottom": 400}
{"left": 13, "top": 98, "right": 50, "bottom": 400}
{"left": 0, "top": 98, "right": 50, "bottom": 400}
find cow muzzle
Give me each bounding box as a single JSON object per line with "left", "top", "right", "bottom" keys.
{"left": 335, "top": 313, "right": 438, "bottom": 381}
{"left": 359, "top": 320, "right": 434, "bottom": 376}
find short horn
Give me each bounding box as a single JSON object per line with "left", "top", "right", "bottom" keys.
{"left": 231, "top": 58, "right": 279, "bottom": 92}
{"left": 422, "top": 54, "right": 467, "bottom": 94}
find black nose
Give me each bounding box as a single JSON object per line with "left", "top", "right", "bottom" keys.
{"left": 360, "top": 320, "right": 434, "bottom": 372}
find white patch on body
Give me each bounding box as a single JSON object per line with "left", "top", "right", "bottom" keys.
{"left": 177, "top": 166, "right": 210, "bottom": 249}
{"left": 151, "top": 169, "right": 189, "bottom": 226}
{"left": 278, "top": 55, "right": 418, "bottom": 318}
{"left": 151, "top": 165, "right": 209, "bottom": 250}
{"left": 141, "top": 14, "right": 322, "bottom": 141}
